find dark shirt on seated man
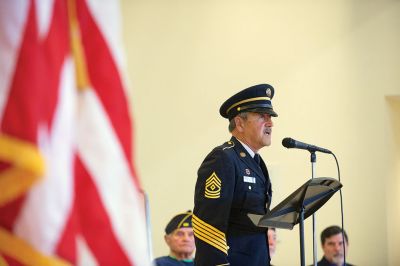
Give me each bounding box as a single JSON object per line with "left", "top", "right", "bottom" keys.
{"left": 153, "top": 211, "right": 194, "bottom": 266}
{"left": 313, "top": 225, "right": 354, "bottom": 266}
{"left": 153, "top": 256, "right": 193, "bottom": 266}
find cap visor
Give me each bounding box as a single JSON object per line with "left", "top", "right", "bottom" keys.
{"left": 248, "top": 107, "right": 278, "bottom": 117}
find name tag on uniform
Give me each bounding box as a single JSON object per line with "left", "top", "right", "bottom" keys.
{"left": 243, "top": 176, "right": 256, "bottom": 183}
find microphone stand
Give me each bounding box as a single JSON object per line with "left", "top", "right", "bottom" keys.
{"left": 310, "top": 151, "right": 317, "bottom": 266}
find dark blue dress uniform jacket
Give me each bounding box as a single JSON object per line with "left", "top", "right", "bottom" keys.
{"left": 193, "top": 137, "right": 272, "bottom": 266}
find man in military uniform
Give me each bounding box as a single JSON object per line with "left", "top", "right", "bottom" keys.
{"left": 193, "top": 84, "right": 278, "bottom": 266}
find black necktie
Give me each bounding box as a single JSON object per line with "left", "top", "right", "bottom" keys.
{"left": 254, "top": 153, "right": 261, "bottom": 166}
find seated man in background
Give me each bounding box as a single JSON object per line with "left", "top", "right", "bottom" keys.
{"left": 268, "top": 227, "right": 277, "bottom": 257}
{"left": 268, "top": 227, "right": 277, "bottom": 265}
{"left": 153, "top": 211, "right": 195, "bottom": 266}
{"left": 317, "top": 225, "right": 354, "bottom": 266}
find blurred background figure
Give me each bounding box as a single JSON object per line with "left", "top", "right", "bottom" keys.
{"left": 268, "top": 227, "right": 277, "bottom": 258}
{"left": 268, "top": 227, "right": 277, "bottom": 265}
{"left": 317, "top": 225, "right": 354, "bottom": 266}
{"left": 153, "top": 211, "right": 195, "bottom": 266}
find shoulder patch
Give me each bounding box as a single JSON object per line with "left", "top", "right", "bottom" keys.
{"left": 222, "top": 140, "right": 235, "bottom": 150}
{"left": 205, "top": 172, "right": 221, "bottom": 199}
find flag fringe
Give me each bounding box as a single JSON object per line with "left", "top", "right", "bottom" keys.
{"left": 0, "top": 134, "right": 45, "bottom": 207}
{"left": 0, "top": 227, "right": 71, "bottom": 266}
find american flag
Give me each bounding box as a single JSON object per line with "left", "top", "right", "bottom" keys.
{"left": 0, "top": 0, "right": 150, "bottom": 265}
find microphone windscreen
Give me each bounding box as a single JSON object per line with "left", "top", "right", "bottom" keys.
{"left": 282, "top": 137, "right": 294, "bottom": 148}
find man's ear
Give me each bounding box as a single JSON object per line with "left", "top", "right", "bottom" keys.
{"left": 164, "top": 235, "right": 170, "bottom": 245}
{"left": 234, "top": 116, "right": 244, "bottom": 132}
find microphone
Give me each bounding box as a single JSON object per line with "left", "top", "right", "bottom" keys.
{"left": 282, "top": 137, "right": 332, "bottom": 154}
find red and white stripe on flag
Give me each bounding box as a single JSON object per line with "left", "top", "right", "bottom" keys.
{"left": 0, "top": 0, "right": 149, "bottom": 265}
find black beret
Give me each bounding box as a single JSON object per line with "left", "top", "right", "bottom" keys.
{"left": 165, "top": 210, "right": 193, "bottom": 235}
{"left": 219, "top": 84, "right": 278, "bottom": 120}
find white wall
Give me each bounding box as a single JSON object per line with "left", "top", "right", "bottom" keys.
{"left": 121, "top": 1, "right": 400, "bottom": 265}
{"left": 385, "top": 96, "right": 400, "bottom": 266}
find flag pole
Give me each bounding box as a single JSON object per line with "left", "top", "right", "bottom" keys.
{"left": 143, "top": 190, "right": 153, "bottom": 262}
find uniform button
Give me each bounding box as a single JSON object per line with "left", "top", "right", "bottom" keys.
{"left": 248, "top": 186, "right": 252, "bottom": 190}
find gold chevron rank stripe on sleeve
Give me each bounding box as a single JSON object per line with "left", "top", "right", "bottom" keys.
{"left": 205, "top": 172, "right": 221, "bottom": 199}
{"left": 192, "top": 215, "right": 228, "bottom": 254}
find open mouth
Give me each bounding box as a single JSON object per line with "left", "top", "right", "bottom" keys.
{"left": 264, "top": 128, "right": 272, "bottom": 135}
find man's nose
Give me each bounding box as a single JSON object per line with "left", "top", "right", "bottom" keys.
{"left": 334, "top": 244, "right": 342, "bottom": 251}
{"left": 182, "top": 233, "right": 192, "bottom": 241}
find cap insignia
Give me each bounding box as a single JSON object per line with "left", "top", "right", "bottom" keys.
{"left": 266, "top": 88, "right": 272, "bottom": 98}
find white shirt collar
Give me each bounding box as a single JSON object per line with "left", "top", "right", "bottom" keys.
{"left": 235, "top": 138, "right": 256, "bottom": 158}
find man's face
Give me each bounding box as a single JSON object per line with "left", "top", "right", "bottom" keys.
{"left": 268, "top": 229, "right": 277, "bottom": 256}
{"left": 165, "top": 227, "right": 195, "bottom": 256}
{"left": 322, "top": 233, "right": 348, "bottom": 265}
{"left": 236, "top": 112, "right": 274, "bottom": 151}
